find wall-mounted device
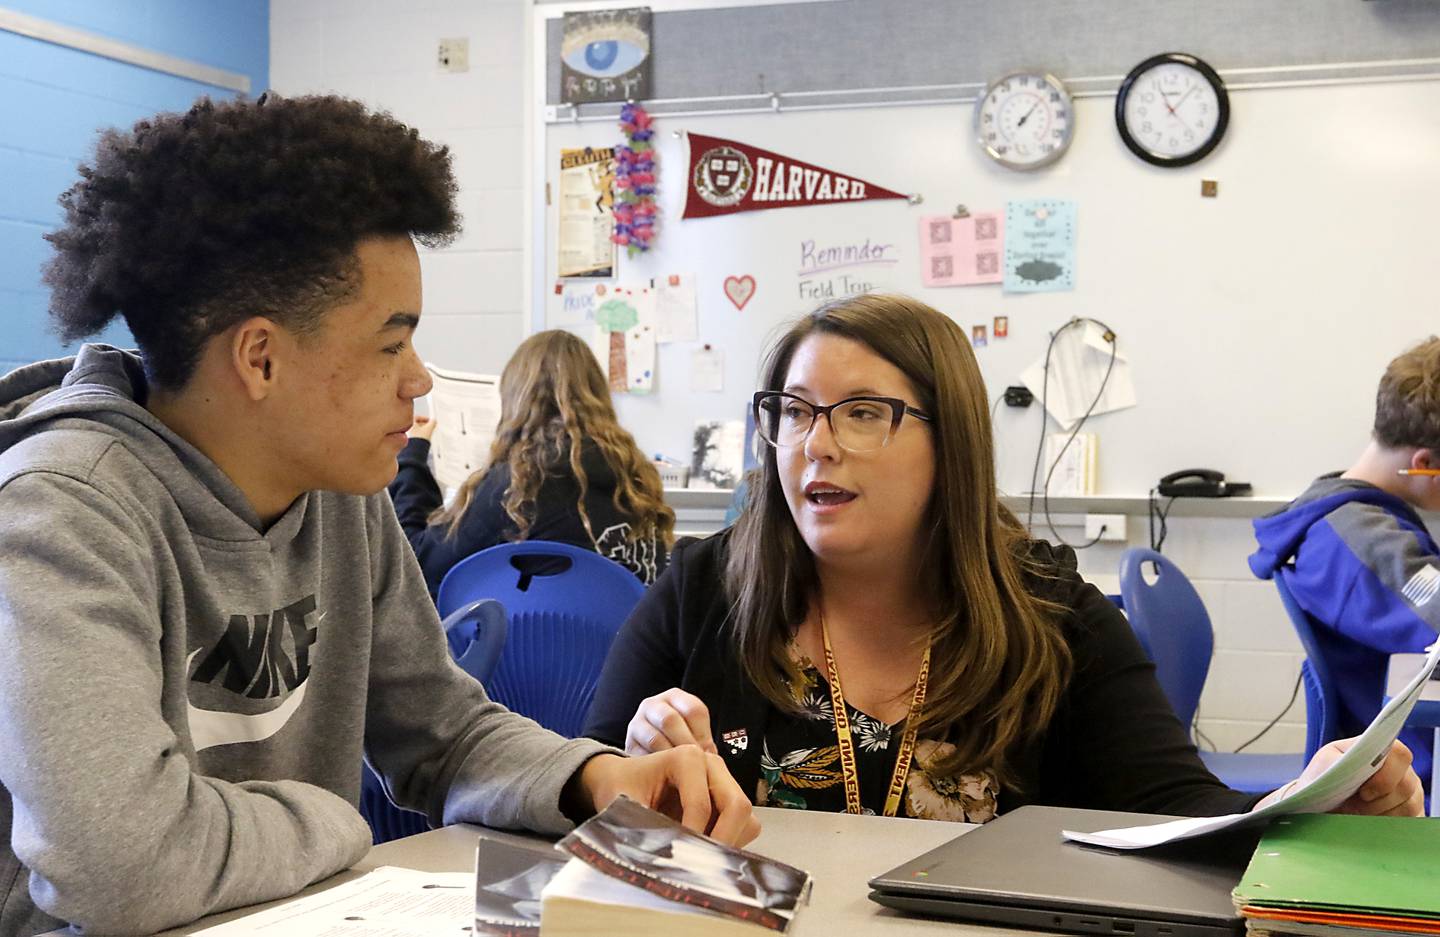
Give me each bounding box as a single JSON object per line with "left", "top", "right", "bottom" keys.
{"left": 1157, "top": 468, "right": 1252, "bottom": 498}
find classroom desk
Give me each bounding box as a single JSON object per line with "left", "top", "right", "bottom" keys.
{"left": 130, "top": 808, "right": 1039, "bottom": 936}
{"left": 1385, "top": 652, "right": 1440, "bottom": 817}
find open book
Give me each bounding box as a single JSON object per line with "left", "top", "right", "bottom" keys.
{"left": 540, "top": 796, "right": 813, "bottom": 935}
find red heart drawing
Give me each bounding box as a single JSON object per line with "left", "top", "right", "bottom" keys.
{"left": 723, "top": 275, "right": 756, "bottom": 311}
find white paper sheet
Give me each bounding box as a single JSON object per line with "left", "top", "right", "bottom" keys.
{"left": 193, "top": 867, "right": 473, "bottom": 935}
{"left": 1062, "top": 639, "right": 1440, "bottom": 850}
{"left": 424, "top": 364, "right": 501, "bottom": 491}
{"left": 691, "top": 347, "right": 724, "bottom": 392}
{"left": 654, "top": 273, "right": 699, "bottom": 343}
{"left": 1020, "top": 320, "right": 1136, "bottom": 432}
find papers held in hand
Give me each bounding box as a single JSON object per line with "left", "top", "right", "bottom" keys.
{"left": 1064, "top": 639, "right": 1440, "bottom": 850}
{"left": 541, "top": 795, "right": 814, "bottom": 936}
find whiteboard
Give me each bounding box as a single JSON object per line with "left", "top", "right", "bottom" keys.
{"left": 541, "top": 79, "right": 1440, "bottom": 498}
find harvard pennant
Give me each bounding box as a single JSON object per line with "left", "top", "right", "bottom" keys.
{"left": 683, "top": 132, "right": 910, "bottom": 219}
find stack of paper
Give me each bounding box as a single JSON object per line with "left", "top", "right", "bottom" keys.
{"left": 1234, "top": 813, "right": 1440, "bottom": 937}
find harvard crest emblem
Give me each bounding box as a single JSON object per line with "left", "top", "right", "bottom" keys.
{"left": 721, "top": 728, "right": 749, "bottom": 754}
{"left": 692, "top": 145, "right": 753, "bottom": 208}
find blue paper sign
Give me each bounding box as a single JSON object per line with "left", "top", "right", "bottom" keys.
{"left": 1004, "top": 199, "right": 1076, "bottom": 292}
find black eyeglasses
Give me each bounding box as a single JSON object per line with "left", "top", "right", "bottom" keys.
{"left": 752, "top": 391, "right": 932, "bottom": 453}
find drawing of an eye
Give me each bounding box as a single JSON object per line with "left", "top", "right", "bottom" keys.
{"left": 562, "top": 20, "right": 649, "bottom": 79}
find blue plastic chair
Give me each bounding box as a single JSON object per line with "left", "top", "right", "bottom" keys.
{"left": 359, "top": 598, "right": 510, "bottom": 844}
{"left": 1272, "top": 570, "right": 1340, "bottom": 761}
{"left": 443, "top": 598, "right": 509, "bottom": 686}
{"left": 437, "top": 541, "right": 646, "bottom": 738}
{"left": 1119, "top": 548, "right": 1305, "bottom": 793}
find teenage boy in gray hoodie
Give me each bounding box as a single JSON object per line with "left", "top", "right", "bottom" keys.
{"left": 0, "top": 95, "right": 756, "bottom": 937}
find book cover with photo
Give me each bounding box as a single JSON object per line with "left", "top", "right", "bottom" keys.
{"left": 473, "top": 834, "right": 571, "bottom": 936}
{"left": 547, "top": 795, "right": 812, "bottom": 933}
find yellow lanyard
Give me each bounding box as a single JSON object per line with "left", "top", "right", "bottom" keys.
{"left": 819, "top": 613, "right": 931, "bottom": 817}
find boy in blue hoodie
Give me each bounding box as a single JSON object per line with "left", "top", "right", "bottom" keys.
{"left": 1250, "top": 336, "right": 1440, "bottom": 796}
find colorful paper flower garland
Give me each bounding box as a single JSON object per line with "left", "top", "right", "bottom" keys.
{"left": 612, "top": 103, "right": 657, "bottom": 256}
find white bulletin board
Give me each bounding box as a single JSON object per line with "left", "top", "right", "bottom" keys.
{"left": 532, "top": 1, "right": 1440, "bottom": 498}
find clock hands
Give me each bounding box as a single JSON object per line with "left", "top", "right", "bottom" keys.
{"left": 1016, "top": 101, "right": 1040, "bottom": 128}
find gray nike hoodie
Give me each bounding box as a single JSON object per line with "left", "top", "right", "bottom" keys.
{"left": 0, "top": 346, "right": 613, "bottom": 936}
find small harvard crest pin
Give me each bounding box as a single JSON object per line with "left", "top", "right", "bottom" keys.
{"left": 721, "top": 728, "right": 749, "bottom": 754}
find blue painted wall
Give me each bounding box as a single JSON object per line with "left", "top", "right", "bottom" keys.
{"left": 0, "top": 1, "right": 268, "bottom": 374}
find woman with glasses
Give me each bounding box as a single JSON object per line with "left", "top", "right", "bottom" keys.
{"left": 585, "top": 293, "right": 1423, "bottom": 822}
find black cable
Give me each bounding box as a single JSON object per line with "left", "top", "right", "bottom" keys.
{"left": 1024, "top": 317, "right": 1119, "bottom": 548}
{"left": 1232, "top": 670, "right": 1305, "bottom": 754}
{"left": 1191, "top": 708, "right": 1218, "bottom": 752}
{"left": 1148, "top": 489, "right": 1176, "bottom": 552}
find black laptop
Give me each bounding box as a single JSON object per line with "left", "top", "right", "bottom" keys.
{"left": 868, "top": 806, "right": 1259, "bottom": 937}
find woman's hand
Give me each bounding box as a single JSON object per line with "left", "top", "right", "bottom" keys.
{"left": 1255, "top": 738, "right": 1424, "bottom": 816}
{"left": 409, "top": 415, "right": 437, "bottom": 441}
{"left": 625, "top": 688, "right": 719, "bottom": 756}
{"left": 566, "top": 749, "right": 760, "bottom": 846}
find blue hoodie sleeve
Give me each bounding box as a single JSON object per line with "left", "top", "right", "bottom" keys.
{"left": 1295, "top": 507, "right": 1440, "bottom": 653}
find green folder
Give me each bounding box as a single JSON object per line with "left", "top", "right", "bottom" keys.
{"left": 1233, "top": 814, "right": 1440, "bottom": 919}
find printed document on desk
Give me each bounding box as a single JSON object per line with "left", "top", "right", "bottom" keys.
{"left": 1064, "top": 639, "right": 1440, "bottom": 850}
{"left": 425, "top": 364, "right": 500, "bottom": 492}
{"left": 191, "top": 866, "right": 472, "bottom": 935}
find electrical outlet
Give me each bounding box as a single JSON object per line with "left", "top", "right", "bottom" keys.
{"left": 1084, "top": 513, "right": 1127, "bottom": 542}
{"left": 437, "top": 37, "right": 469, "bottom": 73}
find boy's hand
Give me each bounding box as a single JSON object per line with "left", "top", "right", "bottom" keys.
{"left": 408, "top": 415, "right": 437, "bottom": 441}
{"left": 563, "top": 750, "right": 760, "bottom": 846}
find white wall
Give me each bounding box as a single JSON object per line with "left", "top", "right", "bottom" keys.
{"left": 271, "top": 0, "right": 1313, "bottom": 757}
{"left": 270, "top": 0, "right": 530, "bottom": 376}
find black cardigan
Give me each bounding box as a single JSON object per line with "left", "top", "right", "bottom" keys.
{"left": 387, "top": 438, "right": 668, "bottom": 597}
{"left": 585, "top": 530, "right": 1264, "bottom": 818}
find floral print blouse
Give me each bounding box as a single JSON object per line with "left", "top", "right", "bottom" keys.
{"left": 755, "top": 655, "right": 1000, "bottom": 822}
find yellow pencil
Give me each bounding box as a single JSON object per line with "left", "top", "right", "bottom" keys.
{"left": 1397, "top": 469, "right": 1440, "bottom": 476}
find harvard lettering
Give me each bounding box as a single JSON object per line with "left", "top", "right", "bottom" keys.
{"left": 754, "top": 157, "right": 866, "bottom": 203}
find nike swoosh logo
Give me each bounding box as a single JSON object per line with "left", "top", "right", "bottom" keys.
{"left": 185, "top": 649, "right": 311, "bottom": 751}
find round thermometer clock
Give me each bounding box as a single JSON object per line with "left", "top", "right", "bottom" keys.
{"left": 1115, "top": 52, "right": 1230, "bottom": 167}
{"left": 974, "top": 71, "right": 1074, "bottom": 171}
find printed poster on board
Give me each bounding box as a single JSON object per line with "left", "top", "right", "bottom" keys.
{"left": 1004, "top": 199, "right": 1076, "bottom": 292}
{"left": 918, "top": 213, "right": 1004, "bottom": 287}
{"left": 558, "top": 147, "right": 617, "bottom": 279}
{"left": 560, "top": 8, "right": 651, "bottom": 104}
{"left": 682, "top": 132, "right": 911, "bottom": 219}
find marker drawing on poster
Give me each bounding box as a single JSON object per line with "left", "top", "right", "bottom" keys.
{"left": 797, "top": 236, "right": 898, "bottom": 303}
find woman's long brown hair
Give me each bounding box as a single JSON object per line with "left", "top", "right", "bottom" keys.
{"left": 429, "top": 330, "right": 675, "bottom": 547}
{"left": 725, "top": 294, "right": 1071, "bottom": 786}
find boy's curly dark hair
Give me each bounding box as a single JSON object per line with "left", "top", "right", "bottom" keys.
{"left": 42, "top": 93, "right": 461, "bottom": 388}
